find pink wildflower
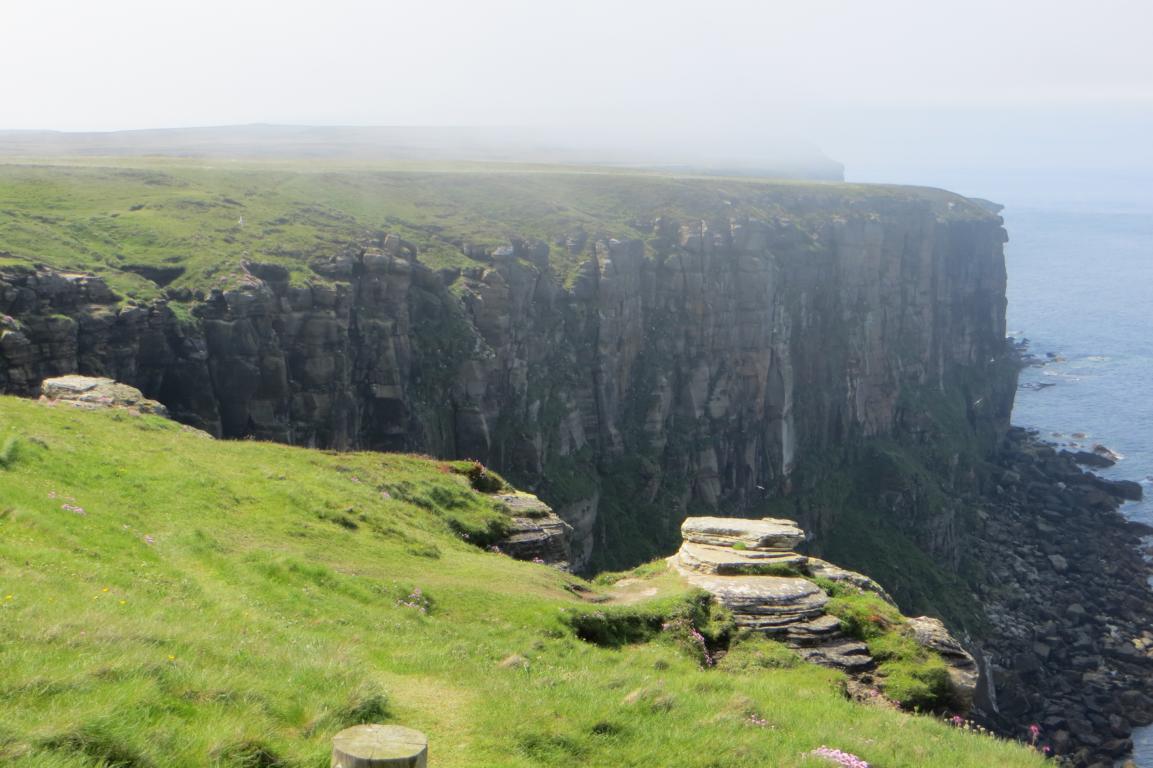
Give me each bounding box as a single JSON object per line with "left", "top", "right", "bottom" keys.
{"left": 810, "top": 746, "right": 870, "bottom": 768}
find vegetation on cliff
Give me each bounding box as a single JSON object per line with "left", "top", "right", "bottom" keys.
{"left": 0, "top": 159, "right": 995, "bottom": 301}
{"left": 0, "top": 396, "right": 1045, "bottom": 767}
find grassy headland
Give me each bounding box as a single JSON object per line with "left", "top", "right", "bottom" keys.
{"left": 0, "top": 395, "right": 1044, "bottom": 767}
{"left": 0, "top": 157, "right": 990, "bottom": 301}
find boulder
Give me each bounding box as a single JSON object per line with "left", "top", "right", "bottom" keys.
{"left": 1070, "top": 450, "right": 1115, "bottom": 469}
{"left": 908, "top": 616, "right": 980, "bottom": 710}
{"left": 491, "top": 493, "right": 573, "bottom": 569}
{"left": 40, "top": 375, "right": 169, "bottom": 417}
{"left": 1110, "top": 480, "right": 1143, "bottom": 502}
{"left": 1093, "top": 444, "right": 1123, "bottom": 463}
{"left": 797, "top": 639, "right": 873, "bottom": 671}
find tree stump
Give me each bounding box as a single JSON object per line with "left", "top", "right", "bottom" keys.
{"left": 331, "top": 724, "right": 428, "bottom": 768}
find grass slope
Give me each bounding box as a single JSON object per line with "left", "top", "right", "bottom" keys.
{"left": 0, "top": 396, "right": 1044, "bottom": 767}
{"left": 0, "top": 158, "right": 991, "bottom": 302}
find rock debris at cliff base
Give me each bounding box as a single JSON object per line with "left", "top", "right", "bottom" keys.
{"left": 971, "top": 428, "right": 1153, "bottom": 767}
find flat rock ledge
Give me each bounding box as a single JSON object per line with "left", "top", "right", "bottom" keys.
{"left": 672, "top": 516, "right": 977, "bottom": 693}
{"left": 681, "top": 516, "right": 805, "bottom": 550}
{"left": 40, "top": 375, "right": 170, "bottom": 418}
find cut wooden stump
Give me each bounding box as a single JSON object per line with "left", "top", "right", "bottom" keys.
{"left": 331, "top": 724, "right": 428, "bottom": 768}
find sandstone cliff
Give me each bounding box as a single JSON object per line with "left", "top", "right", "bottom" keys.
{"left": 0, "top": 184, "right": 1015, "bottom": 576}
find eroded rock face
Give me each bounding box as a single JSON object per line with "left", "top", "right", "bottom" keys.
{"left": 676, "top": 540, "right": 808, "bottom": 575}
{"left": 491, "top": 492, "right": 573, "bottom": 569}
{"left": 0, "top": 191, "right": 1014, "bottom": 571}
{"left": 908, "top": 616, "right": 979, "bottom": 710}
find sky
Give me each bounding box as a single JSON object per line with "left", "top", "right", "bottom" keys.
{"left": 1, "top": 0, "right": 1151, "bottom": 197}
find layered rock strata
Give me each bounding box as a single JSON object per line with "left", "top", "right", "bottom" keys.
{"left": 671, "top": 516, "right": 976, "bottom": 684}
{"left": 490, "top": 492, "right": 573, "bottom": 568}
{"left": 0, "top": 187, "right": 1015, "bottom": 572}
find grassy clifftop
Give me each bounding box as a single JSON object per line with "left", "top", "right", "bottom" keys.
{"left": 0, "top": 158, "right": 993, "bottom": 301}
{"left": 0, "top": 396, "right": 1043, "bottom": 767}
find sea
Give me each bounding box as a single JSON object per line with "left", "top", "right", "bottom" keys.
{"left": 1006, "top": 202, "right": 1153, "bottom": 532}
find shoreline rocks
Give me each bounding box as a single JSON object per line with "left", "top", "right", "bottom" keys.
{"left": 970, "top": 428, "right": 1153, "bottom": 767}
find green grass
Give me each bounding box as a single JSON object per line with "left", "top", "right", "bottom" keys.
{"left": 0, "top": 434, "right": 18, "bottom": 468}
{"left": 0, "top": 395, "right": 1043, "bottom": 767}
{"left": 824, "top": 586, "right": 953, "bottom": 711}
{"left": 716, "top": 636, "right": 804, "bottom": 671}
{"left": 0, "top": 157, "right": 995, "bottom": 303}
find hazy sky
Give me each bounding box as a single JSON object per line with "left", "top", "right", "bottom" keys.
{"left": 2, "top": 0, "right": 1151, "bottom": 193}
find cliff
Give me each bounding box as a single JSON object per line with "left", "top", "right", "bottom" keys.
{"left": 0, "top": 176, "right": 1015, "bottom": 585}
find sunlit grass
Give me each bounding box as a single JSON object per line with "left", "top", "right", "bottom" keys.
{"left": 0, "top": 396, "right": 1042, "bottom": 767}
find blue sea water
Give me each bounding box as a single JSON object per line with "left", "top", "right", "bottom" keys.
{"left": 1000, "top": 199, "right": 1153, "bottom": 765}
{"left": 1006, "top": 204, "right": 1153, "bottom": 528}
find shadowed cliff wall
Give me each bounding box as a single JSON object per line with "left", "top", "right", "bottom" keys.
{"left": 0, "top": 188, "right": 1015, "bottom": 582}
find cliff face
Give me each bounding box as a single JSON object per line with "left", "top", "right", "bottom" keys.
{"left": 0, "top": 190, "right": 1014, "bottom": 574}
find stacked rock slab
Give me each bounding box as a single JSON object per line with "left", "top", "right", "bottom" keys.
{"left": 673, "top": 516, "right": 873, "bottom": 671}
{"left": 491, "top": 493, "right": 573, "bottom": 570}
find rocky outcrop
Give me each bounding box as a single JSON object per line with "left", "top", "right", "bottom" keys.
{"left": 680, "top": 516, "right": 805, "bottom": 551}
{"left": 491, "top": 492, "right": 573, "bottom": 568}
{"left": 671, "top": 515, "right": 977, "bottom": 701}
{"left": 40, "top": 375, "right": 170, "bottom": 417}
{"left": 0, "top": 187, "right": 1015, "bottom": 574}
{"left": 908, "top": 616, "right": 980, "bottom": 711}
